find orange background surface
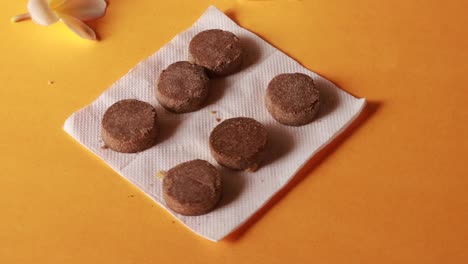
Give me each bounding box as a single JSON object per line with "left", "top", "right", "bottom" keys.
{"left": 1, "top": 0, "right": 468, "bottom": 263}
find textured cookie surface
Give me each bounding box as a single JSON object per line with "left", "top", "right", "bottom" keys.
{"left": 163, "top": 160, "right": 222, "bottom": 216}
{"left": 101, "top": 99, "right": 158, "bottom": 153}
{"left": 209, "top": 117, "right": 268, "bottom": 171}
{"left": 265, "top": 73, "right": 320, "bottom": 126}
{"left": 189, "top": 29, "right": 243, "bottom": 76}
{"left": 157, "top": 61, "right": 209, "bottom": 113}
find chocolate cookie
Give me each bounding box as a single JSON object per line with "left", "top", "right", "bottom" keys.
{"left": 189, "top": 29, "right": 243, "bottom": 76}
{"left": 163, "top": 160, "right": 222, "bottom": 216}
{"left": 209, "top": 117, "right": 268, "bottom": 171}
{"left": 265, "top": 73, "right": 320, "bottom": 126}
{"left": 156, "top": 61, "right": 210, "bottom": 113}
{"left": 101, "top": 99, "right": 158, "bottom": 153}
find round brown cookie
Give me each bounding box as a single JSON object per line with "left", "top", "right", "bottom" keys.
{"left": 156, "top": 61, "right": 210, "bottom": 113}
{"left": 265, "top": 73, "right": 320, "bottom": 126}
{"left": 189, "top": 29, "right": 243, "bottom": 76}
{"left": 209, "top": 117, "right": 268, "bottom": 171}
{"left": 163, "top": 160, "right": 222, "bottom": 216}
{"left": 101, "top": 99, "right": 158, "bottom": 153}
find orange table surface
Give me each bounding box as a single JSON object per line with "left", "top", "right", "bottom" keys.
{"left": 1, "top": 0, "right": 468, "bottom": 263}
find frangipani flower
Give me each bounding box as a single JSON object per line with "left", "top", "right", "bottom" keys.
{"left": 12, "top": 0, "right": 107, "bottom": 41}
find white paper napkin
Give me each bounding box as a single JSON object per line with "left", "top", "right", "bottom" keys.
{"left": 64, "top": 6, "right": 366, "bottom": 241}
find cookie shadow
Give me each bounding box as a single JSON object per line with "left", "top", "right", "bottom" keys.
{"left": 201, "top": 34, "right": 261, "bottom": 79}
{"left": 156, "top": 106, "right": 183, "bottom": 143}
{"left": 239, "top": 35, "right": 262, "bottom": 73}
{"left": 203, "top": 34, "right": 261, "bottom": 107}
{"left": 217, "top": 167, "right": 245, "bottom": 209}
{"left": 314, "top": 77, "right": 340, "bottom": 120}
{"left": 220, "top": 9, "right": 263, "bottom": 74}
{"left": 261, "top": 124, "right": 295, "bottom": 168}
{"left": 222, "top": 101, "right": 381, "bottom": 242}
{"left": 205, "top": 77, "right": 228, "bottom": 107}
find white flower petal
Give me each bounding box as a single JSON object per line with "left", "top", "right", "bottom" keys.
{"left": 60, "top": 14, "right": 97, "bottom": 40}
{"left": 54, "top": 0, "right": 107, "bottom": 21}
{"left": 27, "top": 0, "right": 59, "bottom": 26}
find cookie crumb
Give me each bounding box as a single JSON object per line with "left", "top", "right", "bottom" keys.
{"left": 210, "top": 110, "right": 217, "bottom": 115}
{"left": 101, "top": 145, "right": 109, "bottom": 149}
{"left": 156, "top": 170, "right": 167, "bottom": 180}
{"left": 216, "top": 118, "right": 222, "bottom": 122}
